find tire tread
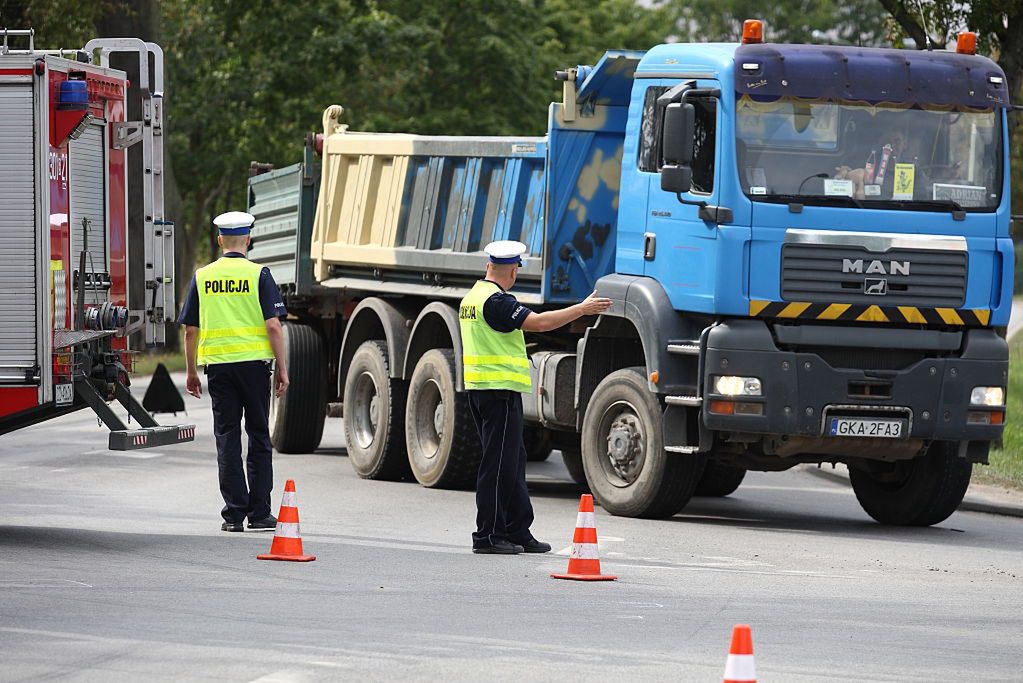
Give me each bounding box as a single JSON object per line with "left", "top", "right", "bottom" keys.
{"left": 271, "top": 323, "right": 327, "bottom": 454}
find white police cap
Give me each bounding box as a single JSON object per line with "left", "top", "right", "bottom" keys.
{"left": 484, "top": 240, "right": 527, "bottom": 266}
{"left": 213, "top": 211, "right": 255, "bottom": 235}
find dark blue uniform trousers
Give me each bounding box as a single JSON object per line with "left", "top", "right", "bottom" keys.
{"left": 468, "top": 389, "right": 534, "bottom": 548}
{"left": 207, "top": 360, "right": 273, "bottom": 523}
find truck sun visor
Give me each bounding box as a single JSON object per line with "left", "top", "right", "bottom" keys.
{"left": 735, "top": 44, "right": 1010, "bottom": 109}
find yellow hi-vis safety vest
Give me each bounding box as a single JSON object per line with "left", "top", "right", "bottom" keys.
{"left": 195, "top": 256, "right": 273, "bottom": 366}
{"left": 458, "top": 280, "right": 531, "bottom": 392}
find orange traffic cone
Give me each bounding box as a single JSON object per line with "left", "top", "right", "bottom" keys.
{"left": 723, "top": 624, "right": 756, "bottom": 683}
{"left": 257, "top": 479, "right": 315, "bottom": 562}
{"left": 550, "top": 494, "right": 617, "bottom": 581}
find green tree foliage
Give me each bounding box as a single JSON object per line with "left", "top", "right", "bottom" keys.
{"left": 663, "top": 0, "right": 889, "bottom": 46}
{"left": 161, "top": 0, "right": 669, "bottom": 263}
{"left": 0, "top": 0, "right": 114, "bottom": 47}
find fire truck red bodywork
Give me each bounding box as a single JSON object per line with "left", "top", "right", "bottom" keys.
{"left": 0, "top": 35, "right": 191, "bottom": 450}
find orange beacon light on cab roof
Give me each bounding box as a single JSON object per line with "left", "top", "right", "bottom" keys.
{"left": 956, "top": 31, "right": 977, "bottom": 55}
{"left": 742, "top": 19, "right": 764, "bottom": 45}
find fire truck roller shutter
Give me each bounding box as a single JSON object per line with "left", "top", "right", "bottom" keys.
{"left": 69, "top": 120, "right": 108, "bottom": 310}
{"left": 0, "top": 81, "right": 38, "bottom": 385}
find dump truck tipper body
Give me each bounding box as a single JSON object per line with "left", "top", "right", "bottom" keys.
{"left": 249, "top": 39, "right": 1013, "bottom": 525}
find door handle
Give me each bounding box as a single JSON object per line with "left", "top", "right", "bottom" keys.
{"left": 643, "top": 232, "right": 656, "bottom": 260}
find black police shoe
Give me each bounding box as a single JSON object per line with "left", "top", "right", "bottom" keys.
{"left": 510, "top": 535, "right": 552, "bottom": 554}
{"left": 222, "top": 520, "right": 245, "bottom": 532}
{"left": 248, "top": 515, "right": 278, "bottom": 530}
{"left": 472, "top": 539, "right": 525, "bottom": 555}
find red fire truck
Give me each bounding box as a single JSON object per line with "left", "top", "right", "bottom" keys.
{"left": 0, "top": 30, "right": 193, "bottom": 449}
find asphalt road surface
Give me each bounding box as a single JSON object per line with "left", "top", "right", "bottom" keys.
{"left": 1, "top": 375, "right": 1021, "bottom": 682}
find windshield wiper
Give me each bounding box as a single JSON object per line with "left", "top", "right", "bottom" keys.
{"left": 887, "top": 199, "right": 966, "bottom": 219}
{"left": 754, "top": 193, "right": 864, "bottom": 212}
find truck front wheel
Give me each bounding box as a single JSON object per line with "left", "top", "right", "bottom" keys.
{"left": 405, "top": 349, "right": 481, "bottom": 489}
{"left": 581, "top": 367, "right": 705, "bottom": 518}
{"left": 270, "top": 322, "right": 327, "bottom": 454}
{"left": 343, "top": 340, "right": 410, "bottom": 481}
{"left": 849, "top": 442, "right": 972, "bottom": 526}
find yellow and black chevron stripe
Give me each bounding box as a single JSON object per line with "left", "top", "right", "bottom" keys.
{"left": 748, "top": 300, "right": 991, "bottom": 326}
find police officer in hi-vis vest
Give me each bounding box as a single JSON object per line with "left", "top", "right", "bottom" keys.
{"left": 460, "top": 241, "right": 612, "bottom": 554}
{"left": 178, "top": 211, "right": 290, "bottom": 532}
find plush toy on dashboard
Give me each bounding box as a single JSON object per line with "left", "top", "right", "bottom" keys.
{"left": 834, "top": 165, "right": 867, "bottom": 199}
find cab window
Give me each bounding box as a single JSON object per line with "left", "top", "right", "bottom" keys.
{"left": 638, "top": 85, "right": 717, "bottom": 194}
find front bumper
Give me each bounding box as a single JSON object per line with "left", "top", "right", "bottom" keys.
{"left": 702, "top": 320, "right": 1007, "bottom": 442}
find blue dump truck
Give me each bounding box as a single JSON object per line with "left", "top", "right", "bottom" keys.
{"left": 248, "top": 24, "right": 1014, "bottom": 526}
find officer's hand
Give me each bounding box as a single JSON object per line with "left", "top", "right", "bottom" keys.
{"left": 275, "top": 369, "right": 290, "bottom": 397}
{"left": 186, "top": 372, "right": 202, "bottom": 398}
{"left": 579, "top": 292, "right": 613, "bottom": 316}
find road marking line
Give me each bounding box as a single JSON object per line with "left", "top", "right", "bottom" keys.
{"left": 0, "top": 579, "right": 92, "bottom": 589}
{"left": 609, "top": 562, "right": 859, "bottom": 579}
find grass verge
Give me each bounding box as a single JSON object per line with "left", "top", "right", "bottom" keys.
{"left": 133, "top": 351, "right": 186, "bottom": 376}
{"left": 982, "top": 334, "right": 1023, "bottom": 490}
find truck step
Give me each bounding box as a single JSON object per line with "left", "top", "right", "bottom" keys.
{"left": 665, "top": 395, "right": 702, "bottom": 407}
{"left": 109, "top": 425, "right": 196, "bottom": 451}
{"left": 665, "top": 445, "right": 700, "bottom": 454}
{"left": 666, "top": 342, "right": 701, "bottom": 355}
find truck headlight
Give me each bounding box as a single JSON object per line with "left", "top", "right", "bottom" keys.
{"left": 714, "top": 375, "right": 762, "bottom": 396}
{"left": 970, "top": 386, "right": 1004, "bottom": 407}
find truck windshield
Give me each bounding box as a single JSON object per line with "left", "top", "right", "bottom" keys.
{"left": 736, "top": 96, "right": 1002, "bottom": 211}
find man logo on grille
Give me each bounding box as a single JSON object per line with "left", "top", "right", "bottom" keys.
{"left": 864, "top": 278, "right": 888, "bottom": 296}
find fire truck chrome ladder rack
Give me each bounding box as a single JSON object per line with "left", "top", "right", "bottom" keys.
{"left": 74, "top": 38, "right": 190, "bottom": 451}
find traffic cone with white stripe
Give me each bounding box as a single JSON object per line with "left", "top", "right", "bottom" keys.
{"left": 722, "top": 624, "right": 756, "bottom": 683}
{"left": 550, "top": 494, "right": 617, "bottom": 581}
{"left": 257, "top": 479, "right": 315, "bottom": 562}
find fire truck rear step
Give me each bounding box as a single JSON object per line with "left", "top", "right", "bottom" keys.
{"left": 73, "top": 378, "right": 195, "bottom": 451}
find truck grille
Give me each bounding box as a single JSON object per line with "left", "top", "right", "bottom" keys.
{"left": 781, "top": 244, "right": 967, "bottom": 307}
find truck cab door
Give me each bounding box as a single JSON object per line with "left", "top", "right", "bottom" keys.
{"left": 639, "top": 80, "right": 722, "bottom": 313}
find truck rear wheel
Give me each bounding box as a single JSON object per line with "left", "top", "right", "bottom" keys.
{"left": 849, "top": 442, "right": 972, "bottom": 526}
{"left": 694, "top": 461, "right": 746, "bottom": 497}
{"left": 270, "top": 323, "right": 327, "bottom": 454}
{"left": 581, "top": 367, "right": 705, "bottom": 518}
{"left": 524, "top": 426, "right": 553, "bottom": 462}
{"left": 343, "top": 340, "right": 410, "bottom": 481}
{"left": 405, "top": 349, "right": 481, "bottom": 489}
{"left": 560, "top": 449, "right": 588, "bottom": 488}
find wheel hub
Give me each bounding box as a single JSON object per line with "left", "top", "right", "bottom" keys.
{"left": 433, "top": 401, "right": 445, "bottom": 439}
{"left": 606, "top": 413, "right": 644, "bottom": 483}
{"left": 368, "top": 395, "right": 379, "bottom": 430}
{"left": 414, "top": 378, "right": 444, "bottom": 461}
{"left": 351, "top": 371, "right": 380, "bottom": 450}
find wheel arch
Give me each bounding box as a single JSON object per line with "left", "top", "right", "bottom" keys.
{"left": 576, "top": 274, "right": 707, "bottom": 428}
{"left": 338, "top": 298, "right": 415, "bottom": 399}
{"left": 403, "top": 302, "right": 463, "bottom": 390}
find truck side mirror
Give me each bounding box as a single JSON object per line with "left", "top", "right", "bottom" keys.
{"left": 660, "top": 102, "right": 695, "bottom": 194}
{"left": 662, "top": 102, "right": 695, "bottom": 165}
{"left": 661, "top": 165, "right": 693, "bottom": 194}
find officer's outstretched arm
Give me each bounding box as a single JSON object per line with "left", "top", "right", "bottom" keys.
{"left": 265, "top": 317, "right": 290, "bottom": 397}
{"left": 521, "top": 292, "right": 612, "bottom": 332}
